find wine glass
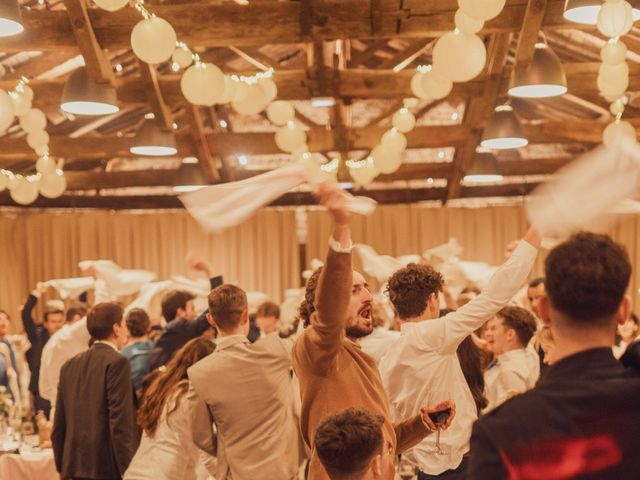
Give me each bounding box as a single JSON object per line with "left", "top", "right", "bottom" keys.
{"left": 425, "top": 391, "right": 453, "bottom": 456}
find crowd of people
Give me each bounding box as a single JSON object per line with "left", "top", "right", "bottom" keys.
{"left": 1, "top": 182, "right": 640, "bottom": 480}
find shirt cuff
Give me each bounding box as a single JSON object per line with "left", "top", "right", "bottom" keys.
{"left": 328, "top": 236, "right": 354, "bottom": 254}
{"left": 31, "top": 290, "right": 42, "bottom": 299}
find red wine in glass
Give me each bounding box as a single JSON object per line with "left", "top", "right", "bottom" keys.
{"left": 428, "top": 407, "right": 452, "bottom": 426}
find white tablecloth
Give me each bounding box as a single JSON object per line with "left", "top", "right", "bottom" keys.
{"left": 0, "top": 449, "right": 58, "bottom": 480}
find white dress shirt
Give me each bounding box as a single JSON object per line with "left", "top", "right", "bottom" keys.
{"left": 359, "top": 327, "right": 400, "bottom": 364}
{"left": 483, "top": 347, "right": 540, "bottom": 413}
{"left": 378, "top": 240, "right": 537, "bottom": 475}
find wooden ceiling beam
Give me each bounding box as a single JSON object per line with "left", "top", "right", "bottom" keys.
{"left": 513, "top": 0, "right": 547, "bottom": 72}
{"left": 62, "top": 0, "right": 114, "bottom": 84}
{"left": 186, "top": 105, "right": 221, "bottom": 183}
{"left": 0, "top": 1, "right": 591, "bottom": 53}
{"left": 137, "top": 61, "right": 174, "bottom": 130}
{"left": 447, "top": 32, "right": 513, "bottom": 200}
{"left": 9, "top": 64, "right": 634, "bottom": 110}
{"left": 0, "top": 118, "right": 627, "bottom": 163}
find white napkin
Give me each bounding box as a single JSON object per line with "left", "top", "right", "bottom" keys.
{"left": 47, "top": 277, "right": 95, "bottom": 300}
{"left": 78, "top": 260, "right": 156, "bottom": 297}
{"left": 526, "top": 138, "right": 640, "bottom": 237}
{"left": 180, "top": 164, "right": 377, "bottom": 233}
{"left": 354, "top": 244, "right": 420, "bottom": 284}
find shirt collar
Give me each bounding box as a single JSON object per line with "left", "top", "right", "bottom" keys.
{"left": 539, "top": 347, "right": 620, "bottom": 384}
{"left": 497, "top": 348, "right": 527, "bottom": 362}
{"left": 215, "top": 335, "right": 248, "bottom": 350}
{"left": 93, "top": 340, "right": 119, "bottom": 352}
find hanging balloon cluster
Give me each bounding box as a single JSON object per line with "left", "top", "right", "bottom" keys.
{"left": 95, "top": 0, "right": 335, "bottom": 179}
{"left": 0, "top": 78, "right": 66, "bottom": 205}
{"left": 346, "top": 0, "right": 506, "bottom": 188}
{"left": 347, "top": 101, "right": 417, "bottom": 187}
{"left": 596, "top": 0, "right": 637, "bottom": 147}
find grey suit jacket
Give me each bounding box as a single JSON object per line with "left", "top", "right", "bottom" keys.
{"left": 188, "top": 333, "right": 299, "bottom": 480}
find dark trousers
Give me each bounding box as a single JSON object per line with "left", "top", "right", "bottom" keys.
{"left": 418, "top": 457, "right": 468, "bottom": 480}
{"left": 32, "top": 391, "right": 51, "bottom": 419}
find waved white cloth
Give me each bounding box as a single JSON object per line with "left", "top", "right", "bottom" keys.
{"left": 170, "top": 276, "right": 210, "bottom": 297}
{"left": 78, "top": 260, "right": 156, "bottom": 298}
{"left": 47, "top": 277, "right": 95, "bottom": 300}
{"left": 180, "top": 164, "right": 377, "bottom": 233}
{"left": 526, "top": 139, "right": 640, "bottom": 237}
{"left": 354, "top": 244, "right": 420, "bottom": 284}
{"left": 125, "top": 280, "right": 174, "bottom": 314}
{"left": 424, "top": 238, "right": 463, "bottom": 261}
{"left": 247, "top": 291, "right": 270, "bottom": 313}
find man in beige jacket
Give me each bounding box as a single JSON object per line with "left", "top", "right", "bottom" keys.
{"left": 188, "top": 284, "right": 299, "bottom": 480}
{"left": 293, "top": 183, "right": 454, "bottom": 480}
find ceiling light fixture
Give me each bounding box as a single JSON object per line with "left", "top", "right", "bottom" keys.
{"left": 60, "top": 67, "right": 119, "bottom": 115}
{"left": 563, "top": 0, "right": 640, "bottom": 24}
{"left": 480, "top": 105, "right": 528, "bottom": 150}
{"left": 130, "top": 113, "right": 178, "bottom": 156}
{"left": 311, "top": 97, "right": 336, "bottom": 108}
{"left": 0, "top": 0, "right": 23, "bottom": 37}
{"left": 509, "top": 43, "right": 568, "bottom": 98}
{"left": 463, "top": 154, "right": 505, "bottom": 184}
{"left": 173, "top": 163, "right": 208, "bottom": 192}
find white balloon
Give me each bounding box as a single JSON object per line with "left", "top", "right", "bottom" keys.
{"left": 27, "top": 130, "right": 49, "bottom": 150}
{"left": 171, "top": 46, "right": 193, "bottom": 69}
{"left": 217, "top": 76, "right": 237, "bottom": 104}
{"left": 181, "top": 63, "right": 225, "bottom": 106}
{"left": 35, "top": 145, "right": 49, "bottom": 157}
{"left": 0, "top": 171, "right": 8, "bottom": 191}
{"left": 94, "top": 0, "right": 129, "bottom": 12}
{"left": 0, "top": 90, "right": 15, "bottom": 131}
{"left": 259, "top": 78, "right": 278, "bottom": 104}
{"left": 420, "top": 68, "right": 454, "bottom": 100}
{"left": 410, "top": 72, "right": 429, "bottom": 99}
{"left": 275, "top": 122, "right": 307, "bottom": 153}
{"left": 10, "top": 176, "right": 39, "bottom": 205}
{"left": 10, "top": 91, "right": 31, "bottom": 117}
{"left": 370, "top": 145, "right": 402, "bottom": 174}
{"left": 603, "top": 120, "right": 636, "bottom": 148}
{"left": 349, "top": 159, "right": 378, "bottom": 186}
{"left": 597, "top": 1, "right": 633, "bottom": 38}
{"left": 380, "top": 129, "right": 407, "bottom": 152}
{"left": 392, "top": 108, "right": 416, "bottom": 133}
{"left": 233, "top": 82, "right": 250, "bottom": 103}
{"left": 601, "top": 41, "right": 627, "bottom": 66}
{"left": 19, "top": 108, "right": 47, "bottom": 133}
{"left": 455, "top": 9, "right": 484, "bottom": 34}
{"left": 267, "top": 100, "right": 295, "bottom": 126}
{"left": 432, "top": 31, "right": 487, "bottom": 83}
{"left": 597, "top": 62, "right": 629, "bottom": 97}
{"left": 131, "top": 17, "right": 177, "bottom": 64}
{"left": 36, "top": 155, "right": 56, "bottom": 175}
{"left": 610, "top": 98, "right": 625, "bottom": 116}
{"left": 232, "top": 83, "right": 270, "bottom": 115}
{"left": 39, "top": 170, "right": 67, "bottom": 199}
{"left": 458, "top": 0, "right": 506, "bottom": 21}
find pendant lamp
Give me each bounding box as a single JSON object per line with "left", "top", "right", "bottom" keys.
{"left": 480, "top": 105, "right": 528, "bottom": 150}
{"left": 130, "top": 114, "right": 178, "bottom": 156}
{"left": 60, "top": 67, "right": 119, "bottom": 115}
{"left": 0, "top": 0, "right": 23, "bottom": 37}
{"left": 563, "top": 0, "right": 640, "bottom": 24}
{"left": 509, "top": 43, "right": 568, "bottom": 98}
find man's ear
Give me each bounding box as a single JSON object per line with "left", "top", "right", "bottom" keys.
{"left": 370, "top": 454, "right": 382, "bottom": 476}
{"left": 241, "top": 309, "right": 249, "bottom": 325}
{"left": 206, "top": 312, "right": 216, "bottom": 329}
{"left": 539, "top": 296, "right": 552, "bottom": 327}
{"left": 617, "top": 295, "right": 632, "bottom": 326}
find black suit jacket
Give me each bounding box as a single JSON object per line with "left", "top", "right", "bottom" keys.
{"left": 468, "top": 348, "right": 640, "bottom": 480}
{"left": 148, "top": 275, "right": 222, "bottom": 370}
{"left": 52, "top": 343, "right": 139, "bottom": 480}
{"left": 22, "top": 293, "right": 49, "bottom": 394}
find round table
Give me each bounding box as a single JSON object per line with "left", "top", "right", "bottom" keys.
{"left": 0, "top": 448, "right": 58, "bottom": 480}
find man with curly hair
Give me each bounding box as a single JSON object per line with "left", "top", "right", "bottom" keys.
{"left": 379, "top": 228, "right": 540, "bottom": 480}
{"left": 293, "top": 183, "right": 455, "bottom": 480}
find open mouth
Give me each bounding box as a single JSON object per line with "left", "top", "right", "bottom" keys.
{"left": 358, "top": 304, "right": 372, "bottom": 320}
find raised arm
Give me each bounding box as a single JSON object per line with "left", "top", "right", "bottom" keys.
{"left": 295, "top": 183, "right": 353, "bottom": 372}
{"left": 22, "top": 282, "right": 47, "bottom": 342}
{"left": 412, "top": 227, "right": 540, "bottom": 355}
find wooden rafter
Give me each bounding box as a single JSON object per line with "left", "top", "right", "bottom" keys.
{"left": 185, "top": 105, "right": 221, "bottom": 183}
{"left": 513, "top": 0, "right": 548, "bottom": 71}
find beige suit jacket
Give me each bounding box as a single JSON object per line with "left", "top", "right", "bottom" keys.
{"left": 188, "top": 333, "right": 299, "bottom": 480}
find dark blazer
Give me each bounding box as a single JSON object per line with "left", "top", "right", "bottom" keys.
{"left": 468, "top": 348, "right": 640, "bottom": 480}
{"left": 148, "top": 275, "right": 223, "bottom": 371}
{"left": 52, "top": 343, "right": 139, "bottom": 480}
{"left": 21, "top": 293, "right": 49, "bottom": 394}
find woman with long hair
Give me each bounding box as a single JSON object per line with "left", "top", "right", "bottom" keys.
{"left": 125, "top": 337, "right": 216, "bottom": 480}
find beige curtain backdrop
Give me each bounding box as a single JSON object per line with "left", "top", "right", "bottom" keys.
{"left": 0, "top": 209, "right": 299, "bottom": 330}
{"left": 2, "top": 204, "right": 640, "bottom": 332}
